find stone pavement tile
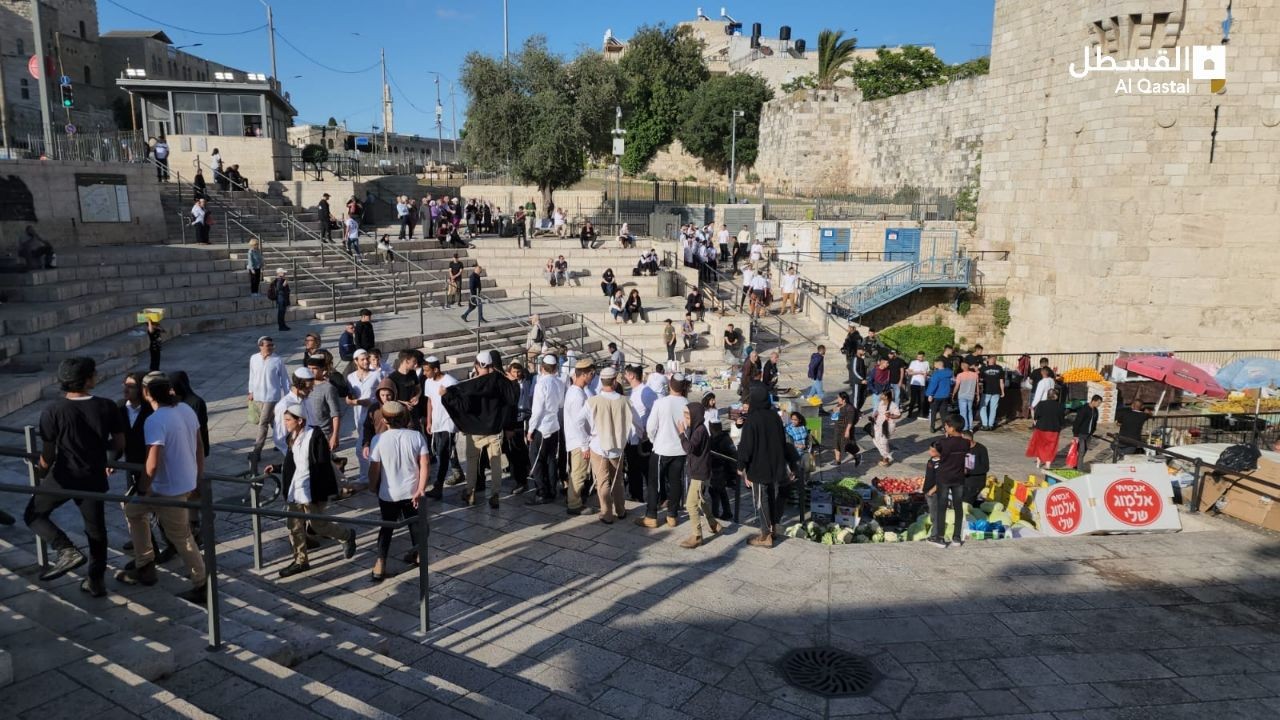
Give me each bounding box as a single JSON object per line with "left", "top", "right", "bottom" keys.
{"left": 609, "top": 629, "right": 693, "bottom": 669}
{"left": 679, "top": 684, "right": 757, "bottom": 720}
{"left": 488, "top": 572, "right": 562, "bottom": 602}
{"left": 997, "top": 610, "right": 1082, "bottom": 636}
{"left": 605, "top": 658, "right": 703, "bottom": 709}
{"left": 1166, "top": 602, "right": 1275, "bottom": 627}
{"left": 1147, "top": 646, "right": 1258, "bottom": 676}
{"left": 670, "top": 625, "right": 758, "bottom": 666}
{"left": 522, "top": 663, "right": 610, "bottom": 706}
{"left": 184, "top": 673, "right": 275, "bottom": 717}
{"left": 1065, "top": 628, "right": 1198, "bottom": 653}
{"left": 1064, "top": 606, "right": 1186, "bottom": 634}
{"left": 1174, "top": 674, "right": 1274, "bottom": 702}
{"left": 746, "top": 701, "right": 812, "bottom": 720}
{"left": 409, "top": 648, "right": 501, "bottom": 691}
{"left": 902, "top": 661, "right": 979, "bottom": 693}
{"left": 529, "top": 609, "right": 619, "bottom": 649}
{"left": 18, "top": 687, "right": 134, "bottom": 720}
{"left": 588, "top": 687, "right": 652, "bottom": 720}
{"left": 1089, "top": 678, "right": 1198, "bottom": 706}
{"left": 867, "top": 677, "right": 916, "bottom": 712}
{"left": 930, "top": 638, "right": 999, "bottom": 663}
{"left": 318, "top": 666, "right": 397, "bottom": 703}
{"left": 895, "top": 691, "right": 984, "bottom": 719}
{"left": 677, "top": 655, "right": 734, "bottom": 686}
{"left": 1180, "top": 584, "right": 1259, "bottom": 604}
{"left": 1053, "top": 699, "right": 1280, "bottom": 720}
{"left": 826, "top": 694, "right": 894, "bottom": 716}
{"left": 367, "top": 684, "right": 434, "bottom": 716}
{"left": 1013, "top": 682, "right": 1115, "bottom": 712}
{"left": 967, "top": 689, "right": 1031, "bottom": 715}
{"left": 294, "top": 653, "right": 348, "bottom": 682}
{"left": 957, "top": 658, "right": 1019, "bottom": 690}
{"left": 536, "top": 637, "right": 627, "bottom": 682}
{"left": 2, "top": 627, "right": 92, "bottom": 682}
{"left": 230, "top": 687, "right": 324, "bottom": 720}
{"left": 988, "top": 633, "right": 1079, "bottom": 656}
{"left": 3, "top": 670, "right": 85, "bottom": 715}
{"left": 920, "top": 611, "right": 1016, "bottom": 640}
{"left": 1041, "top": 652, "right": 1176, "bottom": 684}
{"left": 468, "top": 675, "right": 550, "bottom": 711}
{"left": 986, "top": 656, "right": 1064, "bottom": 686}
{"left": 530, "top": 694, "right": 614, "bottom": 720}
{"left": 884, "top": 642, "right": 940, "bottom": 665}
{"left": 714, "top": 663, "right": 774, "bottom": 704}
{"left": 831, "top": 616, "right": 938, "bottom": 644}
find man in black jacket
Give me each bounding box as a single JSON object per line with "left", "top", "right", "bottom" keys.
{"left": 961, "top": 431, "right": 990, "bottom": 506}
{"left": 840, "top": 326, "right": 862, "bottom": 386}
{"left": 1113, "top": 398, "right": 1151, "bottom": 458}
{"left": 460, "top": 265, "right": 487, "bottom": 323}
{"left": 441, "top": 350, "right": 518, "bottom": 508}
{"left": 353, "top": 309, "right": 375, "bottom": 352}
{"left": 1073, "top": 394, "right": 1102, "bottom": 468}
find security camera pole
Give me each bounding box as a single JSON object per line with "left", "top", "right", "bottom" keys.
{"left": 729, "top": 109, "right": 745, "bottom": 203}
{"left": 612, "top": 106, "right": 626, "bottom": 229}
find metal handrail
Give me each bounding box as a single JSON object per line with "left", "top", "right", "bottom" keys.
{"left": 516, "top": 287, "right": 651, "bottom": 369}
{"left": 0, "top": 435, "right": 430, "bottom": 650}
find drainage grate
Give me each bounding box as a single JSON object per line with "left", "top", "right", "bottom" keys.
{"left": 778, "top": 647, "right": 879, "bottom": 697}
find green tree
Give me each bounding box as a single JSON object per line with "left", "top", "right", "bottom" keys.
{"left": 618, "top": 24, "right": 708, "bottom": 174}
{"left": 947, "top": 56, "right": 990, "bottom": 80}
{"left": 326, "top": 116, "right": 338, "bottom": 126}
{"left": 675, "top": 73, "right": 773, "bottom": 174}
{"left": 851, "top": 45, "right": 950, "bottom": 100}
{"left": 460, "top": 37, "right": 622, "bottom": 212}
{"left": 780, "top": 73, "right": 817, "bottom": 93}
{"left": 816, "top": 29, "right": 857, "bottom": 89}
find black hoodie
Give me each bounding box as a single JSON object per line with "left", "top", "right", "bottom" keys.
{"left": 737, "top": 385, "right": 795, "bottom": 485}
{"left": 442, "top": 368, "right": 519, "bottom": 436}
{"left": 680, "top": 402, "right": 711, "bottom": 480}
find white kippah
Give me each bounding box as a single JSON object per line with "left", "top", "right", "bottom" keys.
{"left": 543, "top": 354, "right": 558, "bottom": 365}
{"left": 293, "top": 367, "right": 314, "bottom": 380}
{"left": 476, "top": 350, "right": 495, "bottom": 366}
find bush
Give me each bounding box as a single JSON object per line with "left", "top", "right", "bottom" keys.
{"left": 300, "top": 143, "right": 329, "bottom": 165}
{"left": 992, "top": 297, "right": 1011, "bottom": 333}
{"left": 880, "top": 324, "right": 956, "bottom": 361}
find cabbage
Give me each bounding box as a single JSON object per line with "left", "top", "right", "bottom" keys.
{"left": 835, "top": 528, "right": 855, "bottom": 544}
{"left": 821, "top": 532, "right": 836, "bottom": 545}
{"left": 785, "top": 523, "right": 807, "bottom": 539}
{"left": 872, "top": 532, "right": 885, "bottom": 543}
{"left": 883, "top": 531, "right": 899, "bottom": 543}
{"left": 853, "top": 535, "right": 870, "bottom": 543}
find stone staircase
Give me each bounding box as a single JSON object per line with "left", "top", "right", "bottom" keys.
{"left": 0, "top": 245, "right": 309, "bottom": 417}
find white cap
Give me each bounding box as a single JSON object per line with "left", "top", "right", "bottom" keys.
{"left": 476, "top": 350, "right": 495, "bottom": 367}
{"left": 542, "top": 354, "right": 558, "bottom": 366}
{"left": 671, "top": 372, "right": 686, "bottom": 382}
{"left": 281, "top": 401, "right": 306, "bottom": 418}
{"left": 424, "top": 355, "right": 440, "bottom": 364}
{"left": 276, "top": 268, "right": 287, "bottom": 276}
{"left": 293, "top": 367, "right": 314, "bottom": 380}
{"left": 353, "top": 349, "right": 369, "bottom": 358}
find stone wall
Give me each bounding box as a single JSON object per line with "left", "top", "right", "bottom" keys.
{"left": 753, "top": 80, "right": 986, "bottom": 193}
{"left": 646, "top": 139, "right": 724, "bottom": 184}
{"left": 977, "top": 0, "right": 1280, "bottom": 351}
{"left": 0, "top": 159, "right": 165, "bottom": 251}
{"left": 164, "top": 134, "right": 293, "bottom": 188}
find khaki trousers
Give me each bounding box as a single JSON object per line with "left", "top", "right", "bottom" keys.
{"left": 125, "top": 497, "right": 206, "bottom": 586}
{"left": 591, "top": 453, "right": 626, "bottom": 521}
{"left": 286, "top": 502, "right": 347, "bottom": 564}
{"left": 250, "top": 399, "right": 277, "bottom": 472}
{"left": 465, "top": 433, "right": 505, "bottom": 500}
{"left": 684, "top": 478, "right": 713, "bottom": 536}
{"left": 567, "top": 448, "right": 592, "bottom": 511}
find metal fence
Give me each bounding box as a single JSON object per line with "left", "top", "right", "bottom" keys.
{"left": 8, "top": 128, "right": 151, "bottom": 163}
{"left": 980, "top": 349, "right": 1280, "bottom": 374}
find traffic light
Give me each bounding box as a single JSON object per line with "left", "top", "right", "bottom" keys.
{"left": 59, "top": 81, "right": 74, "bottom": 108}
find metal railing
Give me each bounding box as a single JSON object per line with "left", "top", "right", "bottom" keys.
{"left": 963, "top": 349, "right": 1280, "bottom": 375}
{"left": 0, "top": 426, "right": 429, "bottom": 650}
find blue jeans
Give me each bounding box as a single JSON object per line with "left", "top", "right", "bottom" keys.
{"left": 809, "top": 380, "right": 824, "bottom": 398}
{"left": 980, "top": 393, "right": 1001, "bottom": 427}
{"left": 958, "top": 397, "right": 975, "bottom": 431}
{"left": 891, "top": 384, "right": 902, "bottom": 407}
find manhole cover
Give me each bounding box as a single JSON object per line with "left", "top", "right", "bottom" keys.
{"left": 778, "top": 647, "right": 879, "bottom": 697}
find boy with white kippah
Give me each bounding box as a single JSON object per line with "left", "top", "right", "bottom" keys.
{"left": 526, "top": 353, "right": 565, "bottom": 505}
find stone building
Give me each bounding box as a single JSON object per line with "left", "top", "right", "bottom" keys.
{"left": 287, "top": 123, "right": 459, "bottom": 166}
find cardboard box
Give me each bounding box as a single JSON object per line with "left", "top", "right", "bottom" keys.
{"left": 1199, "top": 459, "right": 1280, "bottom": 531}
{"left": 809, "top": 488, "right": 833, "bottom": 518}
{"left": 834, "top": 505, "right": 858, "bottom": 528}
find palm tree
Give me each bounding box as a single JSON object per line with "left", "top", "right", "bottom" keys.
{"left": 817, "top": 29, "right": 857, "bottom": 90}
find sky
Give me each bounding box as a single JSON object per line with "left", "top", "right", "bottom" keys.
{"left": 97, "top": 0, "right": 996, "bottom": 138}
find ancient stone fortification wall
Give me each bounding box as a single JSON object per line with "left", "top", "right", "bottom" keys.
{"left": 646, "top": 139, "right": 725, "bottom": 184}
{"left": 753, "top": 80, "right": 986, "bottom": 193}
{"left": 977, "top": 0, "right": 1280, "bottom": 351}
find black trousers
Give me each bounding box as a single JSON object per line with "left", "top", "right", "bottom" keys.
{"left": 963, "top": 474, "right": 985, "bottom": 507}
{"left": 429, "top": 431, "right": 455, "bottom": 493}
{"left": 930, "top": 483, "right": 965, "bottom": 543}
{"left": 929, "top": 398, "right": 951, "bottom": 431}
{"left": 529, "top": 430, "right": 558, "bottom": 499}
{"left": 320, "top": 219, "right": 332, "bottom": 241}
{"left": 376, "top": 499, "right": 421, "bottom": 561}
{"left": 852, "top": 383, "right": 869, "bottom": 412}
{"left": 276, "top": 302, "right": 289, "bottom": 330}
{"left": 752, "top": 481, "right": 780, "bottom": 536}
{"left": 504, "top": 430, "right": 530, "bottom": 488}
{"left": 709, "top": 478, "right": 732, "bottom": 519}
{"left": 908, "top": 385, "right": 926, "bottom": 417}
{"left": 196, "top": 223, "right": 210, "bottom": 244}
{"left": 249, "top": 269, "right": 262, "bottom": 294}
{"left": 156, "top": 156, "right": 169, "bottom": 180}
{"left": 646, "top": 454, "right": 685, "bottom": 519}
{"left": 624, "top": 444, "right": 647, "bottom": 501}
{"left": 24, "top": 475, "right": 108, "bottom": 580}
{"left": 149, "top": 348, "right": 161, "bottom": 371}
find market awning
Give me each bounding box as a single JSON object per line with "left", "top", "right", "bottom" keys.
{"left": 1114, "top": 355, "right": 1228, "bottom": 398}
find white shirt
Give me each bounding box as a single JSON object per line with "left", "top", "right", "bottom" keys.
{"left": 781, "top": 273, "right": 798, "bottom": 293}
{"left": 908, "top": 359, "right": 930, "bottom": 387}
{"left": 610, "top": 350, "right": 625, "bottom": 370}
{"left": 346, "top": 217, "right": 360, "bottom": 240}
{"left": 211, "top": 152, "right": 223, "bottom": 170}
{"left": 287, "top": 427, "right": 316, "bottom": 504}
{"left": 191, "top": 203, "right": 207, "bottom": 225}
{"left": 370, "top": 429, "right": 428, "bottom": 502}
{"left": 736, "top": 229, "right": 751, "bottom": 247}
{"left": 646, "top": 394, "right": 690, "bottom": 457}
{"left": 587, "top": 390, "right": 635, "bottom": 459}
{"left": 628, "top": 382, "right": 657, "bottom": 444}
{"left": 396, "top": 202, "right": 409, "bottom": 218}
{"left": 717, "top": 229, "right": 730, "bottom": 246}
{"left": 742, "top": 268, "right": 755, "bottom": 289}
{"left": 529, "top": 373, "right": 565, "bottom": 435}
{"left": 750, "top": 242, "right": 764, "bottom": 261}
{"left": 562, "top": 384, "right": 592, "bottom": 452}
{"left": 274, "top": 390, "right": 316, "bottom": 454}
{"left": 143, "top": 404, "right": 201, "bottom": 496}
{"left": 750, "top": 275, "right": 768, "bottom": 292}
{"left": 422, "top": 374, "right": 458, "bottom": 434}
{"left": 645, "top": 372, "right": 667, "bottom": 396}
{"left": 1031, "top": 377, "right": 1055, "bottom": 408}
{"left": 248, "top": 353, "right": 290, "bottom": 404}
{"left": 347, "top": 369, "right": 383, "bottom": 441}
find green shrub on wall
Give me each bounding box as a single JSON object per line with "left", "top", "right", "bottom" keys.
{"left": 880, "top": 324, "right": 956, "bottom": 360}
{"left": 992, "top": 297, "right": 1011, "bottom": 334}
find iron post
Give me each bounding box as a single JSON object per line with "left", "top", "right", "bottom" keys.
{"left": 199, "top": 479, "right": 222, "bottom": 650}
{"left": 24, "top": 425, "right": 47, "bottom": 567}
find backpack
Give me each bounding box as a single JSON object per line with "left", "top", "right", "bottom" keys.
{"left": 266, "top": 279, "right": 278, "bottom": 301}
{"left": 1217, "top": 444, "right": 1261, "bottom": 473}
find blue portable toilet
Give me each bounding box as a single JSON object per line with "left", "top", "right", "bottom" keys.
{"left": 884, "top": 228, "right": 921, "bottom": 262}
{"left": 819, "top": 227, "right": 851, "bottom": 261}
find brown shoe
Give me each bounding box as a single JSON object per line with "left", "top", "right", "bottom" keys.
{"left": 634, "top": 516, "right": 659, "bottom": 528}
{"left": 679, "top": 535, "right": 702, "bottom": 549}
{"left": 747, "top": 533, "right": 774, "bottom": 548}
{"left": 666, "top": 516, "right": 678, "bottom": 528}
{"left": 462, "top": 491, "right": 476, "bottom": 506}
{"left": 708, "top": 521, "right": 721, "bottom": 535}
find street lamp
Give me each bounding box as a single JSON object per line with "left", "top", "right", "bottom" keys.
{"left": 729, "top": 109, "right": 745, "bottom": 204}
{"left": 427, "top": 71, "right": 444, "bottom": 161}
{"left": 612, "top": 106, "right": 626, "bottom": 229}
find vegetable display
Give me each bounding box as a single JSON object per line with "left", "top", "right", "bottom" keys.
{"left": 1061, "top": 367, "right": 1107, "bottom": 383}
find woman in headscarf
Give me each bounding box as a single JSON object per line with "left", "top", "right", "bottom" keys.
{"left": 869, "top": 389, "right": 902, "bottom": 467}
{"left": 361, "top": 378, "right": 397, "bottom": 456}
{"left": 735, "top": 385, "right": 798, "bottom": 548}
{"left": 1026, "top": 388, "right": 1065, "bottom": 469}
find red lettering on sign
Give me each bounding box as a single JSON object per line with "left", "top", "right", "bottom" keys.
{"left": 1043, "top": 486, "right": 1083, "bottom": 535}
{"left": 1103, "top": 478, "right": 1161, "bottom": 527}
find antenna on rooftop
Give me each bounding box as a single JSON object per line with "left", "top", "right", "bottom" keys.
{"left": 696, "top": 7, "right": 710, "bottom": 20}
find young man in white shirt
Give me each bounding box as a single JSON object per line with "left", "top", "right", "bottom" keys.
{"left": 274, "top": 368, "right": 316, "bottom": 456}
{"left": 345, "top": 215, "right": 362, "bottom": 260}
{"left": 247, "top": 335, "right": 290, "bottom": 474}
{"left": 739, "top": 265, "right": 755, "bottom": 312}
{"left": 624, "top": 365, "right": 655, "bottom": 502}
{"left": 780, "top": 267, "right": 800, "bottom": 315}
{"left": 367, "top": 401, "right": 429, "bottom": 581}
{"left": 749, "top": 271, "right": 769, "bottom": 318}
{"left": 734, "top": 225, "right": 751, "bottom": 272}
{"left": 562, "top": 359, "right": 596, "bottom": 515}
{"left": 346, "top": 350, "right": 383, "bottom": 483}
{"left": 716, "top": 224, "right": 731, "bottom": 262}
{"left": 749, "top": 239, "right": 764, "bottom": 264}
{"left": 526, "top": 355, "right": 565, "bottom": 505}
{"left": 119, "top": 372, "right": 207, "bottom": 603}
{"left": 907, "top": 351, "right": 931, "bottom": 419}
{"left": 419, "top": 355, "right": 458, "bottom": 500}
{"left": 638, "top": 373, "right": 690, "bottom": 528}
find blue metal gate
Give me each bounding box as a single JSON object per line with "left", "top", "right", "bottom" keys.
{"left": 884, "top": 228, "right": 921, "bottom": 262}
{"left": 819, "top": 227, "right": 852, "bottom": 261}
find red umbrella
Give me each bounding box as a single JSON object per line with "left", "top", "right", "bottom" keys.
{"left": 1114, "top": 355, "right": 1228, "bottom": 398}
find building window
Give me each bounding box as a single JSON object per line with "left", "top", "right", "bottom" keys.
{"left": 83, "top": 65, "right": 91, "bottom": 84}
{"left": 79, "top": 20, "right": 86, "bottom": 38}
{"left": 327, "top": 139, "right": 334, "bottom": 149}
{"left": 19, "top": 79, "right": 29, "bottom": 100}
